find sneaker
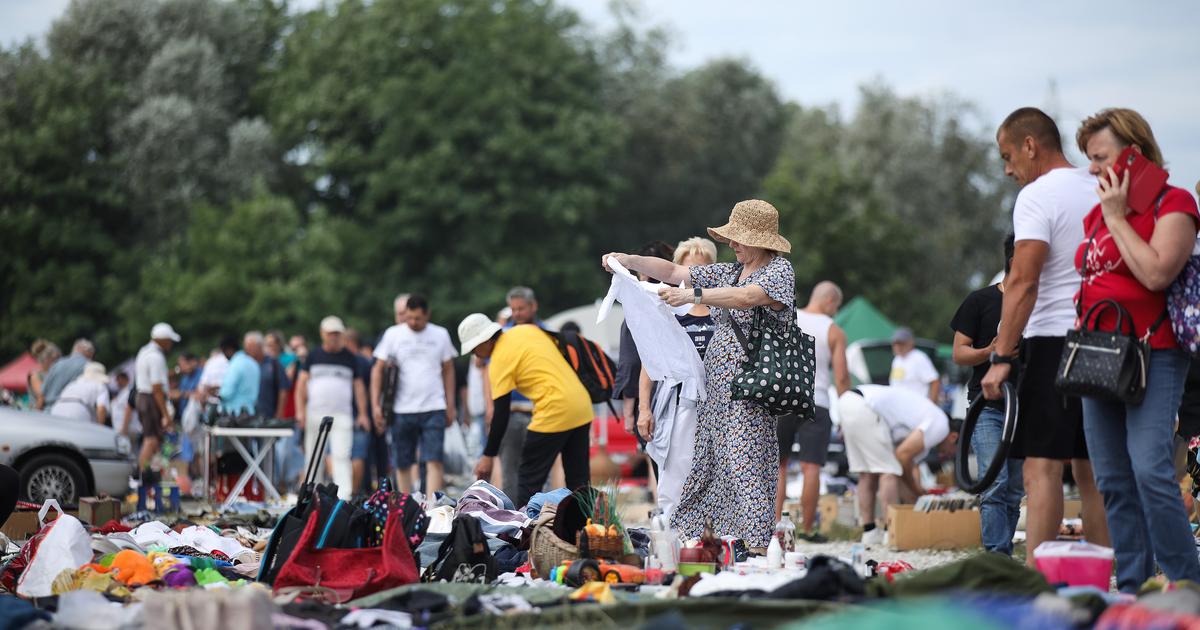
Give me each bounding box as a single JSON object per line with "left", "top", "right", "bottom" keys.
{"left": 861, "top": 527, "right": 884, "bottom": 545}
{"left": 798, "top": 530, "right": 829, "bottom": 544}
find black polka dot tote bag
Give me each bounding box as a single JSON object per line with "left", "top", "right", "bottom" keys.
{"left": 727, "top": 306, "right": 817, "bottom": 421}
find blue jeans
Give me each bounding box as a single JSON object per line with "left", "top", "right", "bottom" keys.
{"left": 972, "top": 406, "right": 1024, "bottom": 555}
{"left": 1083, "top": 349, "right": 1200, "bottom": 592}
{"left": 273, "top": 425, "right": 306, "bottom": 488}
{"left": 391, "top": 411, "right": 447, "bottom": 468}
{"left": 351, "top": 427, "right": 369, "bottom": 461}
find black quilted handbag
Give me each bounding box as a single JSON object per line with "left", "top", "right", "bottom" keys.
{"left": 1055, "top": 298, "right": 1150, "bottom": 404}
{"left": 728, "top": 305, "right": 818, "bottom": 420}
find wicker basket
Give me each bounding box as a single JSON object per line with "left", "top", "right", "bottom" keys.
{"left": 529, "top": 503, "right": 578, "bottom": 579}
{"left": 576, "top": 529, "right": 624, "bottom": 560}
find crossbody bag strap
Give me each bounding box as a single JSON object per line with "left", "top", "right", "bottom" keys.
{"left": 1142, "top": 188, "right": 1174, "bottom": 340}
{"left": 725, "top": 264, "right": 754, "bottom": 356}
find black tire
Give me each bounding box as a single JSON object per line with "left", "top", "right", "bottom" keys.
{"left": 956, "top": 382, "right": 1019, "bottom": 494}
{"left": 19, "top": 453, "right": 88, "bottom": 505}
{"left": 565, "top": 559, "right": 601, "bottom": 587}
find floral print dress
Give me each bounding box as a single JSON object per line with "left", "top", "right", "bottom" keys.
{"left": 670, "top": 255, "right": 796, "bottom": 548}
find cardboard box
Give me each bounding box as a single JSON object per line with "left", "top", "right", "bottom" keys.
{"left": 784, "top": 495, "right": 844, "bottom": 533}
{"left": 1, "top": 508, "right": 78, "bottom": 542}
{"left": 78, "top": 497, "right": 122, "bottom": 526}
{"left": 1062, "top": 499, "right": 1083, "bottom": 520}
{"left": 886, "top": 504, "right": 981, "bottom": 550}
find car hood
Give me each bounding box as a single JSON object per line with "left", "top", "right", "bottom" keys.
{"left": 0, "top": 407, "right": 120, "bottom": 456}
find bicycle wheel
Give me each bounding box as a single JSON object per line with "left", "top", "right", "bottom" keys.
{"left": 955, "top": 381, "right": 1018, "bottom": 494}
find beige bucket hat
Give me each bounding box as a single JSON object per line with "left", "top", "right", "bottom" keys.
{"left": 707, "top": 199, "right": 791, "bottom": 254}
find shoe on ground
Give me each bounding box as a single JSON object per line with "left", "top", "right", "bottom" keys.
{"left": 798, "top": 530, "right": 829, "bottom": 544}
{"left": 861, "top": 527, "right": 885, "bottom": 545}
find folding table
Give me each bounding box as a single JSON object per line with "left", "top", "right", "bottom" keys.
{"left": 202, "top": 425, "right": 294, "bottom": 512}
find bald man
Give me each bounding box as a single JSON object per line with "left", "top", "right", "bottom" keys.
{"left": 777, "top": 281, "right": 851, "bottom": 540}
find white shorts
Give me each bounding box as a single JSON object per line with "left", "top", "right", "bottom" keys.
{"left": 837, "top": 391, "right": 902, "bottom": 476}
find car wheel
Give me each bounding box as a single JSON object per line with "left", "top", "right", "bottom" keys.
{"left": 604, "top": 570, "right": 621, "bottom": 584}
{"left": 20, "top": 454, "right": 87, "bottom": 505}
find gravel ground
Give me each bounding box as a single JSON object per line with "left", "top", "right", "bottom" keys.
{"left": 793, "top": 539, "right": 981, "bottom": 571}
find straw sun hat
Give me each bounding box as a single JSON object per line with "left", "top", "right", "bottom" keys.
{"left": 707, "top": 199, "right": 791, "bottom": 254}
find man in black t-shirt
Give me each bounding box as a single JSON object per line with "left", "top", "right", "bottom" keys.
{"left": 295, "top": 316, "right": 369, "bottom": 500}
{"left": 949, "top": 234, "right": 1023, "bottom": 555}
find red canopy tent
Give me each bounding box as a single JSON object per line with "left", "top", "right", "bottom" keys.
{"left": 0, "top": 353, "right": 38, "bottom": 394}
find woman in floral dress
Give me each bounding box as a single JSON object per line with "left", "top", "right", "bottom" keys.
{"left": 602, "top": 199, "right": 794, "bottom": 550}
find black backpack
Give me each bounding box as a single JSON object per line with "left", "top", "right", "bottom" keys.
{"left": 422, "top": 515, "right": 497, "bottom": 584}
{"left": 544, "top": 329, "right": 617, "bottom": 410}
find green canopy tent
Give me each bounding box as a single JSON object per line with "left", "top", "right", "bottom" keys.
{"left": 834, "top": 296, "right": 897, "bottom": 345}
{"left": 830, "top": 296, "right": 956, "bottom": 386}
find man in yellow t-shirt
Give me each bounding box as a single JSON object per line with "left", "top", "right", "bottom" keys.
{"left": 458, "top": 313, "right": 594, "bottom": 508}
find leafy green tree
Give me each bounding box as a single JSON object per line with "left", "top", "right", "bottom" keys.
{"left": 266, "top": 0, "right": 625, "bottom": 331}
{"left": 766, "top": 88, "right": 1011, "bottom": 340}
{"left": 117, "top": 193, "right": 348, "bottom": 354}
{"left": 0, "top": 0, "right": 285, "bottom": 363}
{"left": 593, "top": 5, "right": 787, "bottom": 250}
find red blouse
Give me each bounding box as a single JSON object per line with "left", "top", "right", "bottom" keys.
{"left": 1074, "top": 184, "right": 1200, "bottom": 349}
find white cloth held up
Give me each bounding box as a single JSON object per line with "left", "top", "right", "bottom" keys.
{"left": 598, "top": 256, "right": 706, "bottom": 464}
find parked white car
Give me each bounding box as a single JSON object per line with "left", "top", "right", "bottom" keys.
{"left": 0, "top": 407, "right": 133, "bottom": 504}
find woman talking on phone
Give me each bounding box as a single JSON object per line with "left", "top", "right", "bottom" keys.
{"left": 1075, "top": 109, "right": 1200, "bottom": 591}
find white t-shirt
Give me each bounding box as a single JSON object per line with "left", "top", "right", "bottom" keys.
{"left": 135, "top": 342, "right": 169, "bottom": 392}
{"left": 858, "top": 384, "right": 949, "bottom": 459}
{"left": 113, "top": 384, "right": 141, "bottom": 434}
{"left": 466, "top": 361, "right": 487, "bottom": 418}
{"left": 795, "top": 310, "right": 833, "bottom": 408}
{"left": 198, "top": 352, "right": 229, "bottom": 390}
{"left": 888, "top": 349, "right": 938, "bottom": 398}
{"left": 1012, "top": 167, "right": 1097, "bottom": 337}
{"left": 373, "top": 323, "right": 457, "bottom": 414}
{"left": 303, "top": 347, "right": 359, "bottom": 417}
{"left": 49, "top": 379, "right": 110, "bottom": 423}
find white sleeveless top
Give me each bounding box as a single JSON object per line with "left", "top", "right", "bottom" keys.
{"left": 795, "top": 310, "right": 833, "bottom": 408}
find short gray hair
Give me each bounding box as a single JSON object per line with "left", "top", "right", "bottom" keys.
{"left": 506, "top": 286, "right": 536, "bottom": 304}
{"left": 244, "top": 331, "right": 265, "bottom": 347}
{"left": 73, "top": 338, "right": 95, "bottom": 357}
{"left": 393, "top": 293, "right": 410, "bottom": 310}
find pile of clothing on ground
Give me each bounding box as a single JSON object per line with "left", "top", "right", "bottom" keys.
{"left": 5, "top": 479, "right": 1200, "bottom": 630}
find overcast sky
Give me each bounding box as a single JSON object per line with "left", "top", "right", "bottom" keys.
{"left": 4, "top": 0, "right": 1198, "bottom": 196}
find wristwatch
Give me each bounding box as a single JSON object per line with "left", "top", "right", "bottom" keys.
{"left": 693, "top": 288, "right": 703, "bottom": 305}
{"left": 989, "top": 352, "right": 1017, "bottom": 366}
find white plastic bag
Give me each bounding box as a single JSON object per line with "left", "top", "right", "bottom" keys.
{"left": 16, "top": 500, "right": 95, "bottom": 597}
{"left": 442, "top": 422, "right": 471, "bottom": 476}
{"left": 181, "top": 398, "right": 201, "bottom": 434}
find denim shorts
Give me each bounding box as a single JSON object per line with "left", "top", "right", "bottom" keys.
{"left": 391, "top": 410, "right": 446, "bottom": 467}
{"left": 351, "top": 427, "right": 370, "bottom": 461}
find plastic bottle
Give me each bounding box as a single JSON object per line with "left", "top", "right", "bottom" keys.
{"left": 767, "top": 536, "right": 783, "bottom": 570}
{"left": 775, "top": 512, "right": 795, "bottom": 553}
{"left": 783, "top": 511, "right": 797, "bottom": 552}
{"left": 650, "top": 510, "right": 679, "bottom": 572}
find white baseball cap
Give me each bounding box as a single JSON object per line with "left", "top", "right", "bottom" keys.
{"left": 458, "top": 313, "right": 502, "bottom": 355}
{"left": 320, "top": 316, "right": 346, "bottom": 333}
{"left": 151, "top": 322, "right": 181, "bottom": 342}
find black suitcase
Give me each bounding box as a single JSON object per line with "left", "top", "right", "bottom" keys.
{"left": 258, "top": 416, "right": 335, "bottom": 585}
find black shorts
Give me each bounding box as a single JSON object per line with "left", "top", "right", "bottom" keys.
{"left": 1010, "top": 336, "right": 1088, "bottom": 460}
{"left": 777, "top": 405, "right": 832, "bottom": 466}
